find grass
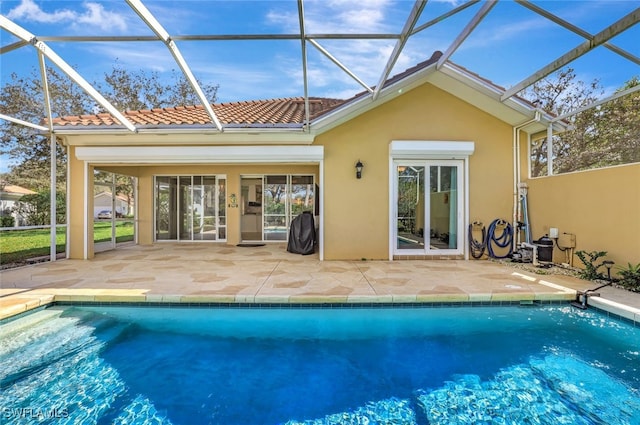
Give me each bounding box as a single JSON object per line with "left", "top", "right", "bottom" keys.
{"left": 0, "top": 222, "right": 134, "bottom": 266}
{"left": 93, "top": 220, "right": 135, "bottom": 244}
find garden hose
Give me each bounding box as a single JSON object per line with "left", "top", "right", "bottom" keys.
{"left": 487, "top": 218, "right": 514, "bottom": 259}
{"left": 468, "top": 221, "right": 486, "bottom": 259}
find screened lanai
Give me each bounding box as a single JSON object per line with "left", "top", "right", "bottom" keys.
{"left": 1, "top": 0, "right": 639, "bottom": 263}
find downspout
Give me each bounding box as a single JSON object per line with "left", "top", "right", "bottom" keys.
{"left": 512, "top": 110, "right": 541, "bottom": 251}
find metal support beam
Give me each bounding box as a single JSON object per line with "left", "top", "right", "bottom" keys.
{"left": 373, "top": 0, "right": 427, "bottom": 100}
{"left": 0, "top": 15, "right": 137, "bottom": 132}
{"left": 0, "top": 39, "right": 29, "bottom": 54}
{"left": 412, "top": 0, "right": 480, "bottom": 35}
{"left": 125, "top": 0, "right": 223, "bottom": 131}
{"left": 308, "top": 39, "right": 373, "bottom": 94}
{"left": 502, "top": 7, "right": 640, "bottom": 101}
{"left": 516, "top": 0, "right": 640, "bottom": 66}
{"left": 0, "top": 114, "right": 48, "bottom": 131}
{"left": 546, "top": 125, "right": 553, "bottom": 176}
{"left": 551, "top": 83, "right": 640, "bottom": 123}
{"left": 38, "top": 52, "right": 57, "bottom": 262}
{"left": 437, "top": 0, "right": 497, "bottom": 70}
{"left": 2, "top": 34, "right": 402, "bottom": 44}
{"left": 298, "top": 0, "right": 310, "bottom": 129}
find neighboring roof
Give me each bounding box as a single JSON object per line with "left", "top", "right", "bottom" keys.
{"left": 94, "top": 191, "right": 131, "bottom": 203}
{"left": 1, "top": 185, "right": 36, "bottom": 195}
{"left": 51, "top": 97, "right": 345, "bottom": 128}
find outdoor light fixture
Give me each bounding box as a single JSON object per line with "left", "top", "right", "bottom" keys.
{"left": 355, "top": 160, "right": 364, "bottom": 179}
{"left": 603, "top": 260, "right": 615, "bottom": 282}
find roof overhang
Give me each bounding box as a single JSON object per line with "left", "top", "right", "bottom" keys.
{"left": 310, "top": 60, "right": 440, "bottom": 134}
{"left": 434, "top": 63, "right": 567, "bottom": 133}
{"left": 311, "top": 61, "right": 568, "bottom": 136}
{"left": 58, "top": 127, "right": 315, "bottom": 146}
{"left": 74, "top": 145, "right": 324, "bottom": 164}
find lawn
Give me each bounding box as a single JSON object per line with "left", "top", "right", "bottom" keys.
{"left": 0, "top": 222, "right": 134, "bottom": 266}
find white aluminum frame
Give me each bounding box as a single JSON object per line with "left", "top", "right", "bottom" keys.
{"left": 2, "top": 0, "right": 637, "bottom": 132}
{"left": 389, "top": 140, "right": 475, "bottom": 260}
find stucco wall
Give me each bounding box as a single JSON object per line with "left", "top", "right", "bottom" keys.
{"left": 315, "top": 82, "right": 515, "bottom": 260}
{"left": 67, "top": 147, "right": 89, "bottom": 259}
{"left": 525, "top": 163, "right": 640, "bottom": 269}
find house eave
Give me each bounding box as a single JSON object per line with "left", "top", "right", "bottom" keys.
{"left": 58, "top": 125, "right": 315, "bottom": 145}
{"left": 436, "top": 63, "right": 568, "bottom": 133}
{"left": 310, "top": 61, "right": 568, "bottom": 136}
{"left": 310, "top": 61, "right": 440, "bottom": 134}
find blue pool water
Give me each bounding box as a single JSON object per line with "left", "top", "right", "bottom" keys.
{"left": 1, "top": 305, "right": 639, "bottom": 425}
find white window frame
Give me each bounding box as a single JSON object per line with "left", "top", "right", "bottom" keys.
{"left": 389, "top": 140, "right": 474, "bottom": 260}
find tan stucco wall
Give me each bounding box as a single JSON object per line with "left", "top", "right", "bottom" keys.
{"left": 526, "top": 163, "right": 640, "bottom": 269}
{"left": 315, "top": 82, "right": 514, "bottom": 260}
{"left": 67, "top": 147, "right": 94, "bottom": 259}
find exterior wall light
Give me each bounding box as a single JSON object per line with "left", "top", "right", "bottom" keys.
{"left": 355, "top": 160, "right": 364, "bottom": 179}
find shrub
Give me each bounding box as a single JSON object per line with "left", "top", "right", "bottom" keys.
{"left": 0, "top": 210, "right": 15, "bottom": 227}
{"left": 618, "top": 263, "right": 640, "bottom": 293}
{"left": 575, "top": 250, "right": 608, "bottom": 281}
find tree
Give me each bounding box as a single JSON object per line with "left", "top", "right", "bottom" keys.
{"left": 593, "top": 77, "right": 640, "bottom": 166}
{"left": 1, "top": 64, "right": 220, "bottom": 191}
{"left": 1, "top": 67, "right": 90, "bottom": 191}
{"left": 13, "top": 191, "right": 66, "bottom": 226}
{"left": 95, "top": 64, "right": 219, "bottom": 111}
{"left": 523, "top": 69, "right": 640, "bottom": 176}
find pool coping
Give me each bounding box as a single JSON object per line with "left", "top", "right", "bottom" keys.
{"left": 2, "top": 290, "right": 639, "bottom": 327}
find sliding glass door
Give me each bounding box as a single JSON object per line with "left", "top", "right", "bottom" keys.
{"left": 155, "top": 175, "right": 226, "bottom": 241}
{"left": 264, "top": 175, "right": 288, "bottom": 241}
{"left": 240, "top": 174, "right": 315, "bottom": 242}
{"left": 394, "top": 160, "right": 463, "bottom": 255}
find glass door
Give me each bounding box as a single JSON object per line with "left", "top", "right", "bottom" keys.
{"left": 263, "top": 175, "right": 288, "bottom": 241}
{"left": 155, "top": 175, "right": 226, "bottom": 241}
{"left": 241, "top": 174, "right": 315, "bottom": 242}
{"left": 94, "top": 171, "right": 136, "bottom": 252}
{"left": 394, "top": 160, "right": 463, "bottom": 255}
{"left": 396, "top": 165, "right": 425, "bottom": 250}
{"left": 193, "top": 176, "right": 225, "bottom": 240}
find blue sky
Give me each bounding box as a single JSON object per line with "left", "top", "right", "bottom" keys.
{"left": 2, "top": 0, "right": 638, "bottom": 105}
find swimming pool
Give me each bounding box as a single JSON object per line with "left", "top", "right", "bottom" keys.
{"left": 1, "top": 305, "right": 639, "bottom": 425}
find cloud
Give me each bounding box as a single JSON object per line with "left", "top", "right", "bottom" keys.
{"left": 83, "top": 43, "right": 176, "bottom": 73}
{"left": 6, "top": 0, "right": 75, "bottom": 23}
{"left": 266, "top": 0, "right": 393, "bottom": 34}
{"left": 74, "top": 3, "right": 127, "bottom": 32}
{"left": 264, "top": 0, "right": 405, "bottom": 98}
{"left": 7, "top": 0, "right": 127, "bottom": 32}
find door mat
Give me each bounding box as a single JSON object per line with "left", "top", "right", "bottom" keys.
{"left": 236, "top": 243, "right": 266, "bottom": 247}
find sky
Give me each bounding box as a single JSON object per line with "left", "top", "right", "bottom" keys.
{"left": 1, "top": 0, "right": 639, "bottom": 172}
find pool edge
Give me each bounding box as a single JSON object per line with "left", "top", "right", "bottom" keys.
{"left": 2, "top": 288, "right": 638, "bottom": 326}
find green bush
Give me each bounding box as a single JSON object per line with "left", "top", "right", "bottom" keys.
{"left": 575, "top": 250, "right": 609, "bottom": 280}
{"left": 618, "top": 263, "right": 640, "bottom": 293}
{"left": 0, "top": 214, "right": 15, "bottom": 227}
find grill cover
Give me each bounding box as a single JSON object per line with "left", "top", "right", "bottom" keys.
{"left": 287, "top": 211, "right": 316, "bottom": 255}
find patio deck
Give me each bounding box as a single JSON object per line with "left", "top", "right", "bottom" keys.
{"left": 1, "top": 243, "right": 639, "bottom": 323}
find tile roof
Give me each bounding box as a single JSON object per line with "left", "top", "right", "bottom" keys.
{"left": 51, "top": 97, "right": 345, "bottom": 128}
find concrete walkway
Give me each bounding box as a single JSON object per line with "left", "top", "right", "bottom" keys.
{"left": 1, "top": 243, "right": 639, "bottom": 323}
